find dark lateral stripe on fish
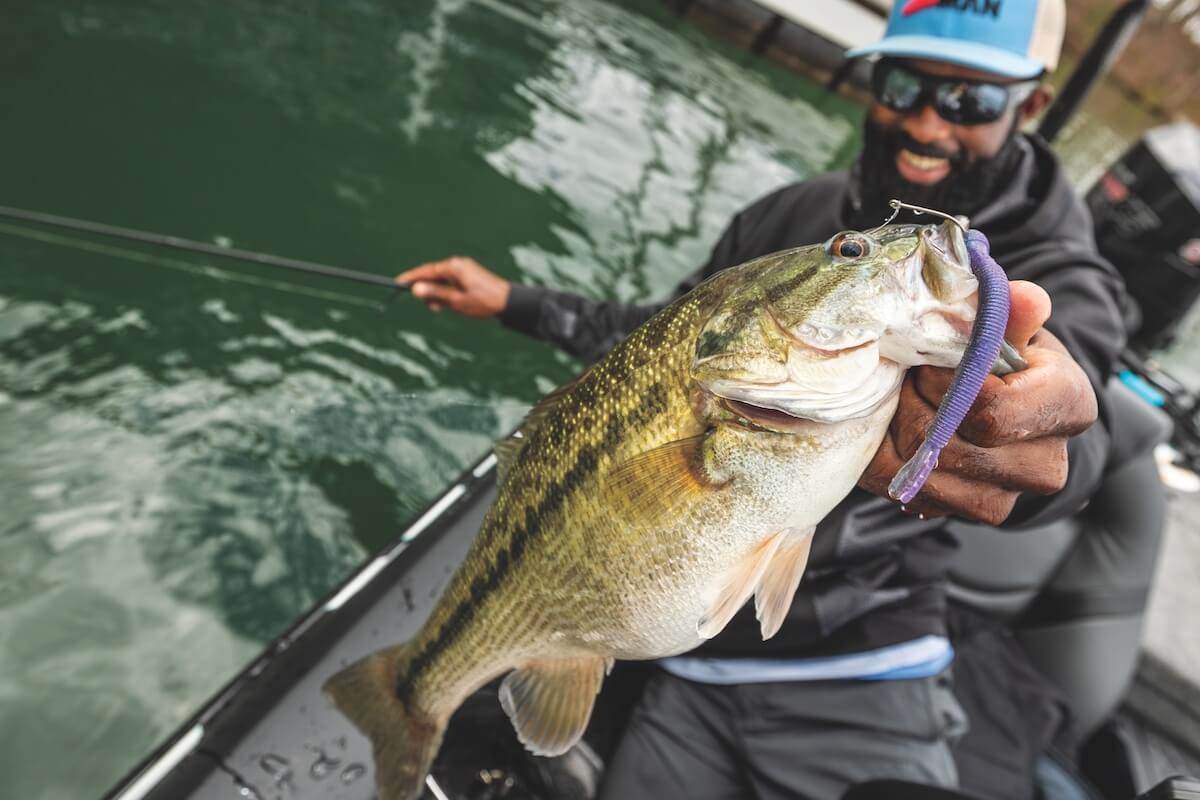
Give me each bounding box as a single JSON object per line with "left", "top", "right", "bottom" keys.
{"left": 394, "top": 381, "right": 670, "bottom": 705}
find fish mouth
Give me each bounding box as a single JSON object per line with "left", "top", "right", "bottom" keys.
{"left": 717, "top": 395, "right": 818, "bottom": 433}
{"left": 869, "top": 220, "right": 978, "bottom": 369}
{"left": 919, "top": 220, "right": 974, "bottom": 300}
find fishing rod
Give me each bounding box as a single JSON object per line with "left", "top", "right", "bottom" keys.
{"left": 0, "top": 204, "right": 412, "bottom": 291}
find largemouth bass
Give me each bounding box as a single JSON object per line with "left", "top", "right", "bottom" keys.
{"left": 326, "top": 219, "right": 1003, "bottom": 800}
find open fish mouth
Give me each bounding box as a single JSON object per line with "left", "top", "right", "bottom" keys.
{"left": 927, "top": 220, "right": 971, "bottom": 279}
{"left": 718, "top": 396, "right": 817, "bottom": 433}
{"left": 918, "top": 224, "right": 977, "bottom": 309}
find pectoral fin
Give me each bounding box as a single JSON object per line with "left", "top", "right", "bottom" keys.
{"left": 698, "top": 532, "right": 786, "bottom": 639}
{"left": 604, "top": 434, "right": 716, "bottom": 522}
{"left": 754, "top": 528, "right": 814, "bottom": 640}
{"left": 499, "top": 656, "right": 611, "bottom": 757}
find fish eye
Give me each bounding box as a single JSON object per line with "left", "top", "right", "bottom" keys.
{"left": 825, "top": 232, "right": 873, "bottom": 260}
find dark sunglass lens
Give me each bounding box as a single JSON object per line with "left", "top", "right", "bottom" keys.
{"left": 936, "top": 82, "right": 1009, "bottom": 124}
{"left": 876, "top": 64, "right": 922, "bottom": 111}
{"left": 936, "top": 82, "right": 968, "bottom": 121}
{"left": 964, "top": 84, "right": 1010, "bottom": 122}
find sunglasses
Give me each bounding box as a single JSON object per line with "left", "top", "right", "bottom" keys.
{"left": 870, "top": 59, "right": 1040, "bottom": 126}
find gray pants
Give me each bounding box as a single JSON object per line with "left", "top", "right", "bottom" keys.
{"left": 597, "top": 669, "right": 968, "bottom": 800}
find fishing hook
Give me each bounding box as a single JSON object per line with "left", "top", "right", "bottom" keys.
{"left": 884, "top": 199, "right": 969, "bottom": 233}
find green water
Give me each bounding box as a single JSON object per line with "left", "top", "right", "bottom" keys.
{"left": 0, "top": 2, "right": 862, "bottom": 796}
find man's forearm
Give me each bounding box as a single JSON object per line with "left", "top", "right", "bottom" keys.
{"left": 499, "top": 284, "right": 667, "bottom": 363}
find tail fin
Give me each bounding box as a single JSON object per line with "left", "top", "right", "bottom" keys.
{"left": 323, "top": 643, "right": 445, "bottom": 800}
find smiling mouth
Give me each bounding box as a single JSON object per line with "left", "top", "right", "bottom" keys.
{"left": 898, "top": 149, "right": 949, "bottom": 172}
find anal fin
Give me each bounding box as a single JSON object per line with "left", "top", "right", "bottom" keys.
{"left": 499, "top": 656, "right": 609, "bottom": 757}
{"left": 754, "top": 527, "right": 814, "bottom": 640}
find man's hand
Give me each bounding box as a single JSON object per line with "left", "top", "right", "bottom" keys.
{"left": 859, "top": 280, "right": 1098, "bottom": 526}
{"left": 396, "top": 256, "right": 511, "bottom": 318}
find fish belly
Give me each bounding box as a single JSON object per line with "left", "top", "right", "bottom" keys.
{"left": 604, "top": 395, "right": 898, "bottom": 657}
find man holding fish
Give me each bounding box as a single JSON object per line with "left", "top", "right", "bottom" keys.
{"left": 394, "top": 0, "right": 1125, "bottom": 796}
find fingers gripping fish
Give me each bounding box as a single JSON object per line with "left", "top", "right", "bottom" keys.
{"left": 323, "top": 217, "right": 1016, "bottom": 800}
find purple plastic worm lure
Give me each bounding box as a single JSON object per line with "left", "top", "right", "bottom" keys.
{"left": 888, "top": 226, "right": 1013, "bottom": 505}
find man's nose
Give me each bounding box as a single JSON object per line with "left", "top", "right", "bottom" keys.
{"left": 902, "top": 103, "right": 953, "bottom": 144}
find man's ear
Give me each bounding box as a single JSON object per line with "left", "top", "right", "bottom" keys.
{"left": 1019, "top": 83, "right": 1055, "bottom": 123}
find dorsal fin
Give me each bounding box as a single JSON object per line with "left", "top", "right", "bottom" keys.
{"left": 494, "top": 432, "right": 525, "bottom": 484}
{"left": 494, "top": 372, "right": 588, "bottom": 486}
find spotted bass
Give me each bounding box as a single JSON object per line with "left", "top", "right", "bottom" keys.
{"left": 325, "top": 219, "right": 1009, "bottom": 800}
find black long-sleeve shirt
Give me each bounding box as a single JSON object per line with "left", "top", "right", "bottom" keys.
{"left": 500, "top": 134, "right": 1127, "bottom": 658}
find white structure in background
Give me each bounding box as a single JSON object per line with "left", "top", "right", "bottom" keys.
{"left": 753, "top": 0, "right": 889, "bottom": 50}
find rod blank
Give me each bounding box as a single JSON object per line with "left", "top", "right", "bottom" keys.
{"left": 0, "top": 204, "right": 409, "bottom": 290}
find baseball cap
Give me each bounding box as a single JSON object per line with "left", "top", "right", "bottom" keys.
{"left": 847, "top": 0, "right": 1066, "bottom": 80}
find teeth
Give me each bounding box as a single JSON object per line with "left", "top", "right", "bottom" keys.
{"left": 900, "top": 149, "right": 948, "bottom": 171}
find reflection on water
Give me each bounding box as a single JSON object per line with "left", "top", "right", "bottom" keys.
{"left": 0, "top": 1, "right": 860, "bottom": 796}
{"left": 397, "top": 0, "right": 473, "bottom": 142}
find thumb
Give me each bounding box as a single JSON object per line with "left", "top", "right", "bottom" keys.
{"left": 411, "top": 281, "right": 464, "bottom": 308}
{"left": 1005, "top": 280, "right": 1051, "bottom": 351}
{"left": 396, "top": 260, "right": 460, "bottom": 287}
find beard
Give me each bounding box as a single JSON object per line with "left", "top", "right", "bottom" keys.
{"left": 848, "top": 116, "right": 1024, "bottom": 229}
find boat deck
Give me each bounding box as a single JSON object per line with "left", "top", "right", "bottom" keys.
{"left": 106, "top": 446, "right": 1200, "bottom": 800}
{"left": 1141, "top": 490, "right": 1200, "bottom": 724}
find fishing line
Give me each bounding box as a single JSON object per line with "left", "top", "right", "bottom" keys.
{"left": 0, "top": 204, "right": 422, "bottom": 313}
{"left": 0, "top": 222, "right": 387, "bottom": 311}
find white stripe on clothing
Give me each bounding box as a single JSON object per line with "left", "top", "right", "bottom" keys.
{"left": 659, "top": 635, "right": 954, "bottom": 684}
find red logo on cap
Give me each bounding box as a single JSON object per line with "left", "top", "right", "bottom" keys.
{"left": 902, "top": 0, "right": 1002, "bottom": 16}
{"left": 902, "top": 0, "right": 941, "bottom": 14}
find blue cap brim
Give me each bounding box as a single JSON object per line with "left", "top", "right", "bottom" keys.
{"left": 846, "top": 36, "right": 1045, "bottom": 80}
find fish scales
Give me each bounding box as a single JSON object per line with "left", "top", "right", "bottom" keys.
{"left": 324, "top": 220, "right": 998, "bottom": 800}
{"left": 396, "top": 287, "right": 721, "bottom": 713}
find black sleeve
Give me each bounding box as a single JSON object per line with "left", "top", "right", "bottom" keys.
{"left": 497, "top": 210, "right": 746, "bottom": 363}
{"left": 1001, "top": 248, "right": 1127, "bottom": 528}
